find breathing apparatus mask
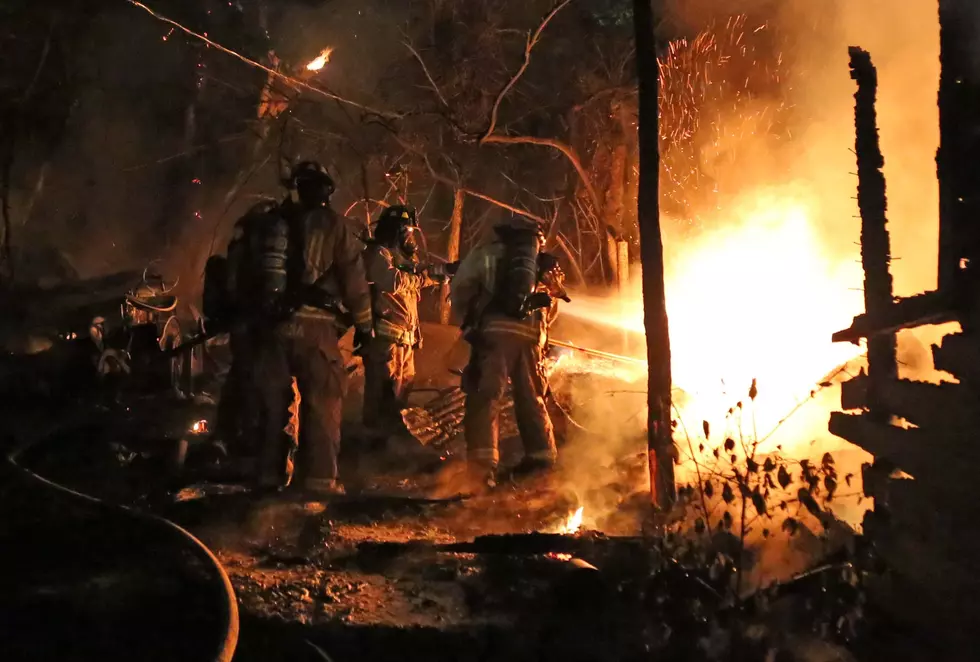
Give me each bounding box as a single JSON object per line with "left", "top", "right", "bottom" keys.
{"left": 287, "top": 161, "right": 335, "bottom": 208}
{"left": 375, "top": 205, "right": 420, "bottom": 257}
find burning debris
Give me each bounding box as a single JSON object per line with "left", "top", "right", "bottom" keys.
{"left": 305, "top": 48, "right": 333, "bottom": 72}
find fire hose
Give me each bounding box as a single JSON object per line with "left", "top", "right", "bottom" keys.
{"left": 548, "top": 339, "right": 647, "bottom": 368}
{"left": 5, "top": 430, "right": 239, "bottom": 662}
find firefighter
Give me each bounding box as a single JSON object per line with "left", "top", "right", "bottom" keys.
{"left": 207, "top": 198, "right": 281, "bottom": 462}
{"left": 362, "top": 205, "right": 455, "bottom": 443}
{"left": 250, "top": 161, "right": 373, "bottom": 496}
{"left": 450, "top": 220, "right": 569, "bottom": 490}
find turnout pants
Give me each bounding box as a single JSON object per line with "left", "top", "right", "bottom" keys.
{"left": 362, "top": 339, "right": 415, "bottom": 436}
{"left": 252, "top": 318, "right": 346, "bottom": 489}
{"left": 462, "top": 333, "right": 557, "bottom": 469}
{"left": 214, "top": 329, "right": 256, "bottom": 454}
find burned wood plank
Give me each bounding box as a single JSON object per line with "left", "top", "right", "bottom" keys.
{"left": 828, "top": 412, "right": 980, "bottom": 485}
{"left": 832, "top": 289, "right": 956, "bottom": 343}
{"left": 848, "top": 47, "right": 897, "bottom": 414}
{"left": 931, "top": 331, "right": 980, "bottom": 384}
{"left": 840, "top": 374, "right": 978, "bottom": 429}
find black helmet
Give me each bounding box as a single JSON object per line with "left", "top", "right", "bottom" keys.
{"left": 493, "top": 219, "right": 545, "bottom": 246}
{"left": 289, "top": 161, "right": 335, "bottom": 205}
{"left": 374, "top": 205, "right": 419, "bottom": 254}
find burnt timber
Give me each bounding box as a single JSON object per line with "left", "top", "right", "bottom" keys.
{"left": 830, "top": 8, "right": 980, "bottom": 657}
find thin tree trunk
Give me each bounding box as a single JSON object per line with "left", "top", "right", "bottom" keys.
{"left": 634, "top": 0, "right": 675, "bottom": 510}
{"left": 440, "top": 188, "right": 464, "bottom": 324}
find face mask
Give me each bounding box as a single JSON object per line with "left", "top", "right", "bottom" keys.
{"left": 400, "top": 226, "right": 418, "bottom": 255}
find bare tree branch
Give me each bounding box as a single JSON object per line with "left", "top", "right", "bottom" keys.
{"left": 479, "top": 0, "right": 575, "bottom": 142}
{"left": 481, "top": 133, "right": 601, "bottom": 210}
{"left": 403, "top": 40, "right": 448, "bottom": 107}
{"left": 554, "top": 233, "right": 587, "bottom": 286}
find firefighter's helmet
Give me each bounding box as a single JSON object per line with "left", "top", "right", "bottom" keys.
{"left": 288, "top": 161, "right": 335, "bottom": 202}
{"left": 375, "top": 204, "right": 420, "bottom": 255}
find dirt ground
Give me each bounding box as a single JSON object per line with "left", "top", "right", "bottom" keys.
{"left": 0, "top": 322, "right": 924, "bottom": 661}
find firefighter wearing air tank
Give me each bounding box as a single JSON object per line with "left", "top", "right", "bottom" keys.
{"left": 207, "top": 198, "right": 282, "bottom": 459}
{"left": 362, "top": 205, "right": 455, "bottom": 440}
{"left": 451, "top": 221, "right": 570, "bottom": 489}
{"left": 249, "top": 161, "right": 374, "bottom": 496}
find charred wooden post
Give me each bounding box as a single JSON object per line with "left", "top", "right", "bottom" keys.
{"left": 633, "top": 0, "right": 675, "bottom": 509}
{"left": 440, "top": 189, "right": 464, "bottom": 325}
{"left": 848, "top": 47, "right": 897, "bottom": 419}
{"left": 937, "top": 0, "right": 980, "bottom": 297}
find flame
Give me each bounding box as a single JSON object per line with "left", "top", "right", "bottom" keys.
{"left": 559, "top": 506, "right": 585, "bottom": 535}
{"left": 190, "top": 419, "right": 209, "bottom": 435}
{"left": 562, "top": 188, "right": 865, "bottom": 463}
{"left": 305, "top": 48, "right": 332, "bottom": 72}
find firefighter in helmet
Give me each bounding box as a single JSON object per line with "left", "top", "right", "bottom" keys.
{"left": 207, "top": 197, "right": 281, "bottom": 463}
{"left": 362, "top": 204, "right": 455, "bottom": 443}
{"left": 450, "top": 219, "right": 570, "bottom": 491}
{"left": 249, "top": 160, "right": 374, "bottom": 495}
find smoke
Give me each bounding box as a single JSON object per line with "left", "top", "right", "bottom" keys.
{"left": 549, "top": 0, "right": 947, "bottom": 539}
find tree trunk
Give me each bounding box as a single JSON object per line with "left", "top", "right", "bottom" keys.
{"left": 634, "top": 0, "right": 675, "bottom": 510}
{"left": 621, "top": 99, "right": 640, "bottom": 247}
{"left": 440, "top": 188, "right": 464, "bottom": 324}
{"left": 606, "top": 143, "right": 627, "bottom": 235}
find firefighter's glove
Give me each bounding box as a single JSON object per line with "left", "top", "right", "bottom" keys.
{"left": 426, "top": 263, "right": 451, "bottom": 285}
{"left": 525, "top": 292, "right": 553, "bottom": 311}
{"left": 353, "top": 328, "right": 374, "bottom": 357}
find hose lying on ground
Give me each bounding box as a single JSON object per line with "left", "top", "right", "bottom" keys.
{"left": 5, "top": 431, "right": 239, "bottom": 662}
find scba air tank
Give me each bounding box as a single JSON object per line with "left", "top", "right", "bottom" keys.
{"left": 259, "top": 215, "right": 290, "bottom": 306}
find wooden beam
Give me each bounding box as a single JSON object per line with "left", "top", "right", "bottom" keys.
{"left": 840, "top": 374, "right": 977, "bottom": 429}
{"left": 828, "top": 412, "right": 980, "bottom": 483}
{"left": 832, "top": 289, "right": 956, "bottom": 343}
{"left": 932, "top": 331, "right": 980, "bottom": 384}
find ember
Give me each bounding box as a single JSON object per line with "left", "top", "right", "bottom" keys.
{"left": 305, "top": 47, "right": 332, "bottom": 72}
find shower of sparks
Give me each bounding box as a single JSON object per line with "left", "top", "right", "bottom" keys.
{"left": 657, "top": 15, "right": 787, "bottom": 224}
{"left": 306, "top": 48, "right": 333, "bottom": 71}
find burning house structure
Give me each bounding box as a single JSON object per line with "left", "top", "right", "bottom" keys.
{"left": 828, "top": 0, "right": 980, "bottom": 653}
